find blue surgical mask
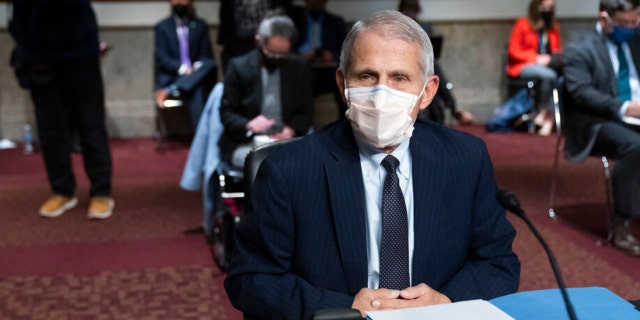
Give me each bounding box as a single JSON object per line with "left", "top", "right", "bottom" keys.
{"left": 604, "top": 13, "right": 638, "bottom": 44}
{"left": 608, "top": 25, "right": 637, "bottom": 44}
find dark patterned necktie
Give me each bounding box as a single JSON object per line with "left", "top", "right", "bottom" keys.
{"left": 379, "top": 155, "right": 410, "bottom": 290}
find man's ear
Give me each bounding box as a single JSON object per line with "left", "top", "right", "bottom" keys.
{"left": 418, "top": 75, "right": 439, "bottom": 111}
{"left": 336, "top": 69, "right": 348, "bottom": 104}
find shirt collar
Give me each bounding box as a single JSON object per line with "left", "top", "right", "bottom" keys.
{"left": 355, "top": 137, "right": 411, "bottom": 179}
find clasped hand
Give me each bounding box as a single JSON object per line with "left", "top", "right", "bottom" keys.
{"left": 352, "top": 283, "right": 451, "bottom": 317}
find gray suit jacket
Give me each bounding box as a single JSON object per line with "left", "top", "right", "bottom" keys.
{"left": 563, "top": 30, "right": 640, "bottom": 161}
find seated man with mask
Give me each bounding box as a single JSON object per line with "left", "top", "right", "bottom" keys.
{"left": 224, "top": 10, "right": 520, "bottom": 319}
{"left": 563, "top": 0, "right": 640, "bottom": 256}
{"left": 154, "top": 0, "right": 217, "bottom": 127}
{"left": 219, "top": 11, "right": 314, "bottom": 168}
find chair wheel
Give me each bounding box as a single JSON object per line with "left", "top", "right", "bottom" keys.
{"left": 208, "top": 210, "right": 236, "bottom": 272}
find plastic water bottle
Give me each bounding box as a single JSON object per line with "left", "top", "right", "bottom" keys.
{"left": 23, "top": 124, "right": 34, "bottom": 155}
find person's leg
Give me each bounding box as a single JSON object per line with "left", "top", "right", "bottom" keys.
{"left": 519, "top": 64, "right": 558, "bottom": 135}
{"left": 188, "top": 86, "right": 205, "bottom": 127}
{"left": 593, "top": 122, "right": 640, "bottom": 222}
{"left": 67, "top": 54, "right": 112, "bottom": 198}
{"left": 29, "top": 63, "right": 75, "bottom": 197}
{"left": 231, "top": 144, "right": 253, "bottom": 168}
{"left": 432, "top": 62, "right": 474, "bottom": 125}
{"left": 433, "top": 62, "right": 457, "bottom": 111}
{"left": 593, "top": 122, "right": 640, "bottom": 255}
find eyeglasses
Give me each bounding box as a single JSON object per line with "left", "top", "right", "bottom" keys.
{"left": 603, "top": 12, "right": 638, "bottom": 28}
{"left": 261, "top": 46, "right": 289, "bottom": 59}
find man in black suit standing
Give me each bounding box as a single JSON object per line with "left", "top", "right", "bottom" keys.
{"left": 292, "top": 0, "right": 348, "bottom": 119}
{"left": 563, "top": 0, "right": 640, "bottom": 256}
{"left": 154, "top": 0, "right": 217, "bottom": 127}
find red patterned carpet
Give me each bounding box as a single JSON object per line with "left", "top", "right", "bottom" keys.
{"left": 0, "top": 127, "right": 638, "bottom": 319}
{"left": 0, "top": 139, "right": 241, "bottom": 320}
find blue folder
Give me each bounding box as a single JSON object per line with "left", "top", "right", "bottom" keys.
{"left": 490, "top": 287, "right": 639, "bottom": 320}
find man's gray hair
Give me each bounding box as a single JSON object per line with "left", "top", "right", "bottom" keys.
{"left": 256, "top": 11, "right": 297, "bottom": 45}
{"left": 339, "top": 10, "right": 434, "bottom": 79}
{"left": 599, "top": 0, "right": 640, "bottom": 16}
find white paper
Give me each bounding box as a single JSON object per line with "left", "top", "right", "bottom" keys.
{"left": 365, "top": 299, "right": 514, "bottom": 320}
{"left": 622, "top": 116, "right": 640, "bottom": 126}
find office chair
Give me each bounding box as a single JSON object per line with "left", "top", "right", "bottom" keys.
{"left": 547, "top": 78, "right": 614, "bottom": 245}
{"left": 209, "top": 137, "right": 301, "bottom": 272}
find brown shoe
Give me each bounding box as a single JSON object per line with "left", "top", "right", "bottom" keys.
{"left": 87, "top": 196, "right": 114, "bottom": 220}
{"left": 611, "top": 221, "right": 640, "bottom": 256}
{"left": 39, "top": 195, "right": 78, "bottom": 218}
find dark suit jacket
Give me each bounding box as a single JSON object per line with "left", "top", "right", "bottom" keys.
{"left": 218, "top": 49, "right": 314, "bottom": 162}
{"left": 224, "top": 120, "right": 521, "bottom": 319}
{"left": 291, "top": 7, "right": 347, "bottom": 61}
{"left": 9, "top": 0, "right": 99, "bottom": 62}
{"left": 154, "top": 15, "right": 216, "bottom": 92}
{"left": 563, "top": 30, "right": 640, "bottom": 161}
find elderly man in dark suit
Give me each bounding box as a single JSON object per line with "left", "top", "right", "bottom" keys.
{"left": 224, "top": 10, "right": 520, "bottom": 319}
{"left": 218, "top": 12, "right": 314, "bottom": 167}
{"left": 563, "top": 0, "right": 640, "bottom": 256}
{"left": 154, "top": 0, "right": 217, "bottom": 127}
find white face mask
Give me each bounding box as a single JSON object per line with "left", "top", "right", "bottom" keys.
{"left": 344, "top": 83, "right": 425, "bottom": 148}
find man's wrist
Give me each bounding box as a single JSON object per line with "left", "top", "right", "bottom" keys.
{"left": 178, "top": 64, "right": 189, "bottom": 75}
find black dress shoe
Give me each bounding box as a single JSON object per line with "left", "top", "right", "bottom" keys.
{"left": 611, "top": 221, "right": 640, "bottom": 256}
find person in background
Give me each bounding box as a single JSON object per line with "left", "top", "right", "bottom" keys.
{"left": 154, "top": 0, "right": 217, "bottom": 127}
{"left": 507, "top": 0, "right": 562, "bottom": 136}
{"left": 218, "top": 12, "right": 314, "bottom": 168}
{"left": 225, "top": 10, "right": 519, "bottom": 319}
{"left": 217, "top": 0, "right": 293, "bottom": 72}
{"left": 8, "top": 0, "right": 114, "bottom": 219}
{"left": 563, "top": 0, "right": 640, "bottom": 256}
{"left": 292, "top": 0, "right": 349, "bottom": 119}
{"left": 398, "top": 0, "right": 474, "bottom": 126}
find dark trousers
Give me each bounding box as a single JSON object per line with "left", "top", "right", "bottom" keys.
{"left": 593, "top": 121, "right": 640, "bottom": 224}
{"left": 422, "top": 62, "right": 457, "bottom": 124}
{"left": 28, "top": 54, "right": 112, "bottom": 197}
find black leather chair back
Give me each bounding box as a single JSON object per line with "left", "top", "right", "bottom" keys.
{"left": 243, "top": 137, "right": 301, "bottom": 200}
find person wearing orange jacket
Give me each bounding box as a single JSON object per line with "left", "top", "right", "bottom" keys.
{"left": 507, "top": 0, "right": 562, "bottom": 136}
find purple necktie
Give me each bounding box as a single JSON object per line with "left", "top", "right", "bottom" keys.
{"left": 379, "top": 155, "right": 410, "bottom": 290}
{"left": 178, "top": 25, "right": 192, "bottom": 69}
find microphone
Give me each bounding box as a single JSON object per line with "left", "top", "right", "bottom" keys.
{"left": 497, "top": 190, "right": 578, "bottom": 320}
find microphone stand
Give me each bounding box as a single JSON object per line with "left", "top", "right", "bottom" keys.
{"left": 498, "top": 190, "right": 578, "bottom": 320}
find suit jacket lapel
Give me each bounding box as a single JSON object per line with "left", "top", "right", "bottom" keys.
{"left": 324, "top": 122, "right": 369, "bottom": 294}
{"left": 408, "top": 125, "right": 443, "bottom": 284}
{"left": 630, "top": 35, "right": 640, "bottom": 78}
{"left": 167, "top": 18, "right": 180, "bottom": 58}
{"left": 593, "top": 32, "right": 618, "bottom": 94}
{"left": 246, "top": 50, "right": 263, "bottom": 116}
{"left": 187, "top": 20, "right": 197, "bottom": 61}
